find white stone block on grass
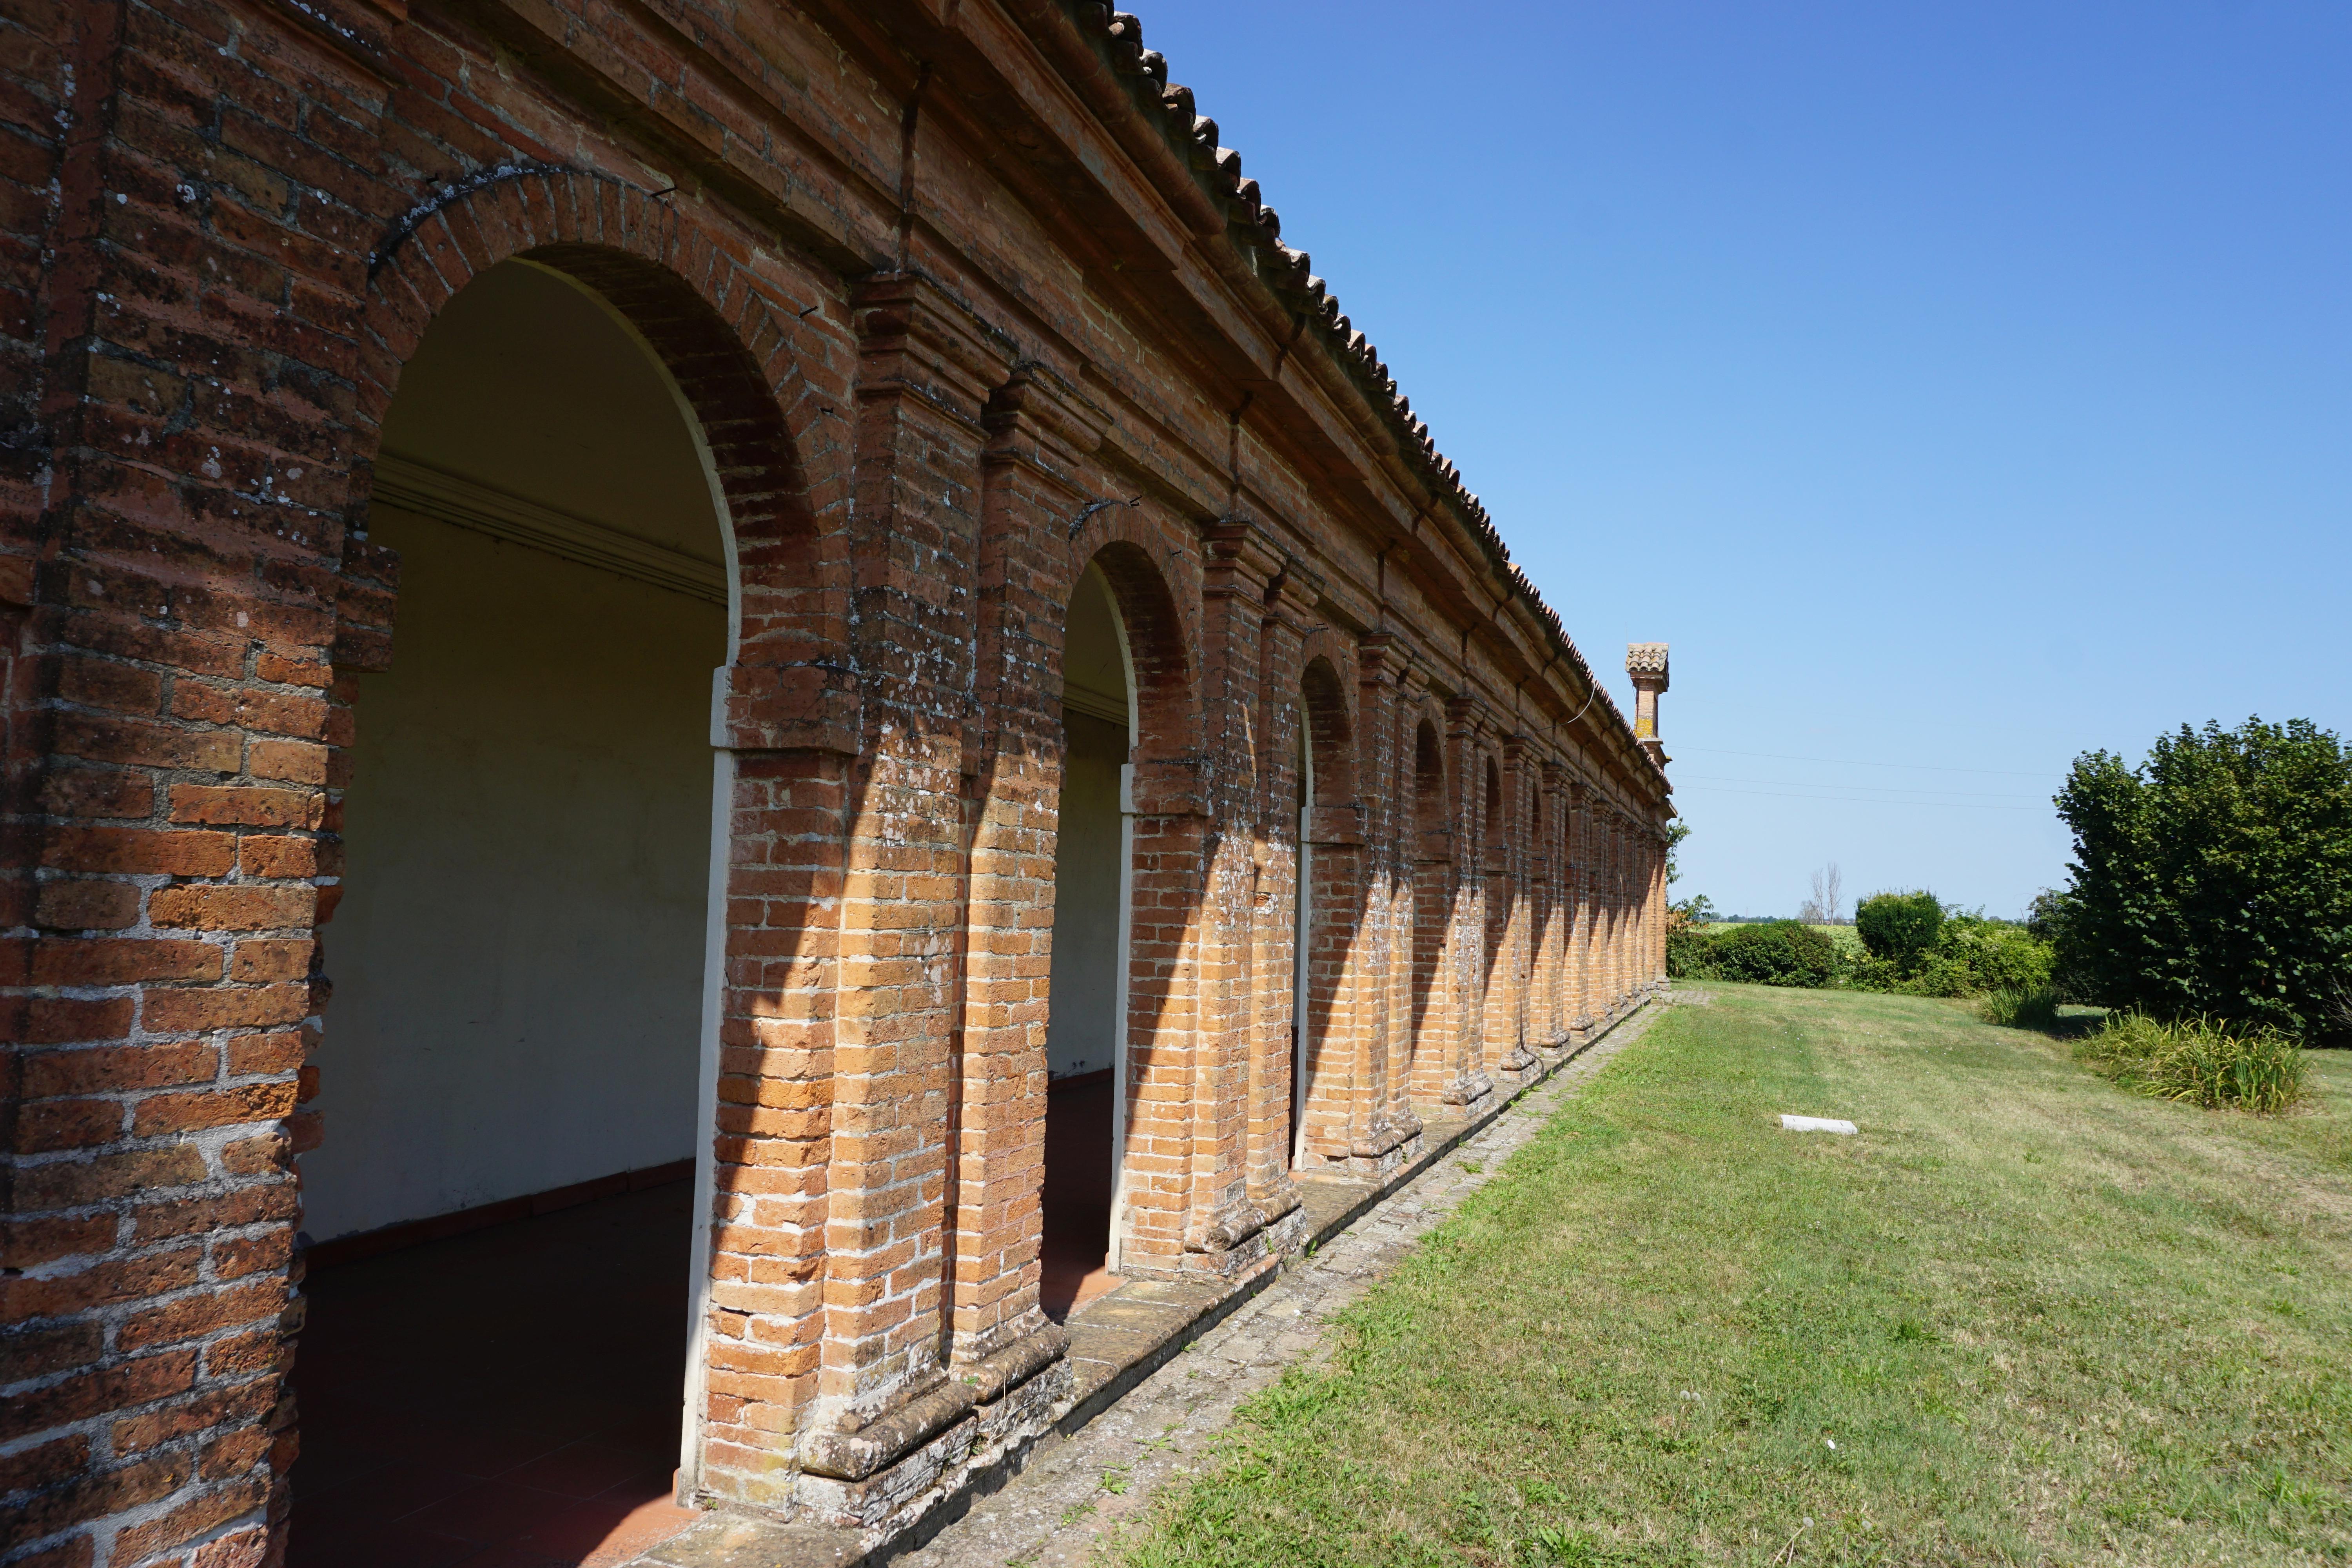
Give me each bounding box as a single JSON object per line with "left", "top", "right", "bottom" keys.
{"left": 1780, "top": 1114, "right": 1858, "bottom": 1135}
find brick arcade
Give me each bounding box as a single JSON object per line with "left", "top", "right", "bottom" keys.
{"left": 0, "top": 0, "right": 1676, "bottom": 1561}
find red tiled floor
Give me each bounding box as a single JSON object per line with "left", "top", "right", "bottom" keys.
{"left": 289, "top": 1182, "right": 701, "bottom": 1568}
{"left": 1041, "top": 1071, "right": 1120, "bottom": 1320}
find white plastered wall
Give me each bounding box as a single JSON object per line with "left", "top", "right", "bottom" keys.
{"left": 1044, "top": 565, "right": 1131, "bottom": 1082}
{"left": 300, "top": 261, "right": 727, "bottom": 1242}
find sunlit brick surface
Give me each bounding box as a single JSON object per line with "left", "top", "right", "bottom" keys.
{"left": 0, "top": 1, "right": 1673, "bottom": 1561}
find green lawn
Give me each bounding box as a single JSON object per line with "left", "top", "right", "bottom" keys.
{"left": 1113, "top": 985, "right": 2352, "bottom": 1566}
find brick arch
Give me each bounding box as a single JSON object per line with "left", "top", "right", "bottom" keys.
{"left": 1299, "top": 655, "right": 1356, "bottom": 810}
{"left": 1412, "top": 718, "right": 1447, "bottom": 842}
{"left": 353, "top": 170, "right": 849, "bottom": 668}
{"left": 1073, "top": 523, "right": 1204, "bottom": 808}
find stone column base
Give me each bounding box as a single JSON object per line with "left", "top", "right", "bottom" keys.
{"left": 789, "top": 1324, "right": 1072, "bottom": 1543}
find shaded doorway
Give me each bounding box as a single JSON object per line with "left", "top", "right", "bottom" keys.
{"left": 292, "top": 259, "right": 729, "bottom": 1564}
{"left": 1041, "top": 564, "right": 1132, "bottom": 1320}
{"left": 292, "top": 1187, "right": 695, "bottom": 1568}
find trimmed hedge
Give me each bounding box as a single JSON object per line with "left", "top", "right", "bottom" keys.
{"left": 1671, "top": 908, "right": 2055, "bottom": 1000}
{"left": 1671, "top": 920, "right": 1839, "bottom": 988}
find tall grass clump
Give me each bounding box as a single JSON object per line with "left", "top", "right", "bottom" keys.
{"left": 2076, "top": 1012, "right": 2306, "bottom": 1113}
{"left": 1980, "top": 983, "right": 2061, "bottom": 1031}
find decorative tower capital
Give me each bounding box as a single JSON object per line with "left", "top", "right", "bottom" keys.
{"left": 1626, "top": 642, "right": 1670, "bottom": 762}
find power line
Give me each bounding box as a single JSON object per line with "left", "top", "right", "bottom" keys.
{"left": 1673, "top": 745, "right": 2054, "bottom": 779}
{"left": 1676, "top": 772, "right": 2045, "bottom": 800}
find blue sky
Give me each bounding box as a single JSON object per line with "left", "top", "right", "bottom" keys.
{"left": 1142, "top": 1, "right": 2352, "bottom": 918}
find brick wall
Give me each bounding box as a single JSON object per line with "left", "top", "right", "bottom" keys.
{"left": 2, "top": 0, "right": 1674, "bottom": 1560}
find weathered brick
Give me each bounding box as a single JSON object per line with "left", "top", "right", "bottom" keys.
{"left": 29, "top": 938, "right": 221, "bottom": 985}
{"left": 116, "top": 1276, "right": 281, "bottom": 1351}
{"left": 147, "top": 885, "right": 314, "bottom": 931}
{"left": 31, "top": 878, "right": 142, "bottom": 931}
{"left": 20, "top": 997, "right": 138, "bottom": 1045}
{"left": 44, "top": 827, "right": 236, "bottom": 877}
{"left": 165, "top": 783, "right": 321, "bottom": 828}
{"left": 138, "top": 985, "right": 308, "bottom": 1034}
{"left": 234, "top": 836, "right": 314, "bottom": 878}
{"left": 39, "top": 768, "right": 157, "bottom": 819}
{"left": 25, "top": 1042, "right": 218, "bottom": 1098}
{"left": 0, "top": 1245, "right": 204, "bottom": 1323}
{"left": 53, "top": 711, "right": 241, "bottom": 772}
{"left": 0, "top": 1350, "right": 198, "bottom": 1443}
{"left": 2, "top": 1214, "right": 119, "bottom": 1270}
{"left": 15, "top": 1144, "right": 209, "bottom": 1210}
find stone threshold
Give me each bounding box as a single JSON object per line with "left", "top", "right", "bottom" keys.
{"left": 628, "top": 990, "right": 1662, "bottom": 1568}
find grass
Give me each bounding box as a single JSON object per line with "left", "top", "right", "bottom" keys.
{"left": 2078, "top": 1013, "right": 2308, "bottom": 1115}
{"left": 1112, "top": 985, "right": 2352, "bottom": 1567}
{"left": 1978, "top": 985, "right": 2063, "bottom": 1032}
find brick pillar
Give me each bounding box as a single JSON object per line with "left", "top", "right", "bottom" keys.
{"left": 1403, "top": 679, "right": 1452, "bottom": 1109}
{"left": 787, "top": 273, "right": 1012, "bottom": 1518}
{"left": 1295, "top": 773, "right": 1365, "bottom": 1170}
{"left": 1494, "top": 735, "right": 1539, "bottom": 1082}
{"left": 1395, "top": 659, "right": 1444, "bottom": 1109}
{"left": 1441, "top": 697, "right": 1493, "bottom": 1108}
{"left": 1651, "top": 828, "right": 1669, "bottom": 989}
{"left": 1174, "top": 519, "right": 1287, "bottom": 1273}
{"left": 1608, "top": 812, "right": 1628, "bottom": 1011}
{"left": 1350, "top": 632, "right": 1419, "bottom": 1174}
{"left": 1537, "top": 760, "right": 1566, "bottom": 1047}
{"left": 1251, "top": 563, "right": 1316, "bottom": 1196}
{"left": 1119, "top": 680, "right": 1212, "bottom": 1274}
{"left": 0, "top": 9, "right": 368, "bottom": 1557}
{"left": 934, "top": 363, "right": 1117, "bottom": 1380}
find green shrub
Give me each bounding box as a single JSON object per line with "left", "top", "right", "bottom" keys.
{"left": 1855, "top": 891, "right": 1945, "bottom": 972}
{"left": 1664, "top": 920, "right": 1717, "bottom": 980}
{"left": 2054, "top": 717, "right": 2352, "bottom": 1042}
{"left": 1980, "top": 984, "right": 2062, "bottom": 1031}
{"left": 1932, "top": 915, "right": 2055, "bottom": 993}
{"left": 2075, "top": 1012, "right": 2305, "bottom": 1114}
{"left": 1707, "top": 920, "right": 1839, "bottom": 988}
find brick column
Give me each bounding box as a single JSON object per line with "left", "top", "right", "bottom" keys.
{"left": 1536, "top": 760, "right": 1566, "bottom": 1047}
{"left": 1581, "top": 780, "right": 1599, "bottom": 1034}
{"left": 934, "top": 364, "right": 1116, "bottom": 1381}
{"left": 0, "top": 11, "right": 371, "bottom": 1559}
{"left": 1251, "top": 562, "right": 1317, "bottom": 1200}
{"left": 787, "top": 273, "right": 1013, "bottom": 1522}
{"left": 1383, "top": 663, "right": 1439, "bottom": 1142}
{"left": 1608, "top": 811, "right": 1629, "bottom": 1011}
{"left": 1440, "top": 697, "right": 1494, "bottom": 1109}
{"left": 1349, "top": 633, "right": 1419, "bottom": 1174}
{"left": 1195, "top": 522, "right": 1308, "bottom": 1269}
{"left": 1651, "top": 827, "right": 1670, "bottom": 989}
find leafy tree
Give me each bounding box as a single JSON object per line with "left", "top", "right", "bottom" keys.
{"left": 1855, "top": 890, "right": 1945, "bottom": 973}
{"left": 2053, "top": 718, "right": 2352, "bottom": 1042}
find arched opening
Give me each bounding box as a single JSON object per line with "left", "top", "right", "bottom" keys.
{"left": 1041, "top": 562, "right": 1132, "bottom": 1319}
{"left": 291, "top": 260, "right": 729, "bottom": 1564}
{"left": 1481, "top": 753, "right": 1510, "bottom": 1065}
{"left": 1293, "top": 657, "right": 1355, "bottom": 1167}
{"left": 1409, "top": 719, "right": 1448, "bottom": 1096}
